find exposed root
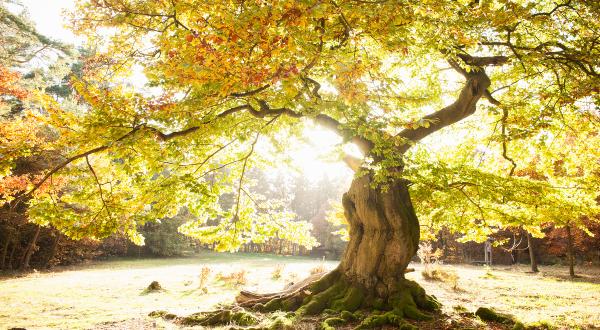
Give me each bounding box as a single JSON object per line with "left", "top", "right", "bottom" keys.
{"left": 181, "top": 309, "right": 259, "bottom": 327}
{"left": 150, "top": 270, "right": 441, "bottom": 329}
{"left": 242, "top": 270, "right": 441, "bottom": 329}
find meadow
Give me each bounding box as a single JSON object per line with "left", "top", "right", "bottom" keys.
{"left": 1, "top": 253, "right": 599, "bottom": 329}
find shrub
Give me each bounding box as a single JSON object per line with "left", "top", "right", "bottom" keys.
{"left": 216, "top": 269, "right": 247, "bottom": 286}
{"left": 422, "top": 266, "right": 459, "bottom": 290}
{"left": 310, "top": 258, "right": 328, "bottom": 275}
{"left": 272, "top": 264, "right": 284, "bottom": 280}
{"left": 198, "top": 266, "right": 212, "bottom": 292}
{"left": 417, "top": 242, "right": 443, "bottom": 271}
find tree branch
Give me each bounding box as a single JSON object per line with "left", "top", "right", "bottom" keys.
{"left": 396, "top": 65, "right": 493, "bottom": 153}
{"left": 20, "top": 97, "right": 374, "bottom": 201}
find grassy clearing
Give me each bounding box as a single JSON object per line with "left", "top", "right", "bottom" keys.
{"left": 0, "top": 252, "right": 337, "bottom": 330}
{"left": 1, "top": 253, "right": 599, "bottom": 329}
{"left": 408, "top": 263, "right": 600, "bottom": 329}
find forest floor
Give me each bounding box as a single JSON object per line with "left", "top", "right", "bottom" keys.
{"left": 1, "top": 252, "right": 599, "bottom": 330}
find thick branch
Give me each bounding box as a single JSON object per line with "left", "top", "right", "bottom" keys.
{"left": 396, "top": 68, "right": 492, "bottom": 153}
{"left": 20, "top": 126, "right": 143, "bottom": 200}
{"left": 20, "top": 98, "right": 373, "bottom": 201}
{"left": 457, "top": 54, "right": 509, "bottom": 67}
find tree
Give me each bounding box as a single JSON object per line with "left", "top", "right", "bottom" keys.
{"left": 15, "top": 0, "right": 600, "bottom": 327}
{"left": 1, "top": 1, "right": 74, "bottom": 270}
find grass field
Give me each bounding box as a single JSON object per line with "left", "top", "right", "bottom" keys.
{"left": 1, "top": 252, "right": 599, "bottom": 329}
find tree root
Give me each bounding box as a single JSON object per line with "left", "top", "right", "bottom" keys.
{"left": 150, "top": 270, "right": 441, "bottom": 329}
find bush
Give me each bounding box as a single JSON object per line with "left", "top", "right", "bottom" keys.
{"left": 198, "top": 266, "right": 212, "bottom": 292}
{"left": 310, "top": 258, "right": 328, "bottom": 275}
{"left": 272, "top": 264, "right": 284, "bottom": 280}
{"left": 216, "top": 269, "right": 247, "bottom": 287}
{"left": 422, "top": 266, "right": 459, "bottom": 290}
{"left": 139, "top": 213, "right": 195, "bottom": 257}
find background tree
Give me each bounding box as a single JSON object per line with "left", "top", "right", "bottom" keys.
{"left": 15, "top": 0, "right": 600, "bottom": 327}
{"left": 0, "top": 0, "right": 77, "bottom": 270}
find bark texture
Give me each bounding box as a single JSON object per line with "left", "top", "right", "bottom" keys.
{"left": 566, "top": 225, "right": 576, "bottom": 278}
{"left": 20, "top": 225, "right": 40, "bottom": 270}
{"left": 232, "top": 173, "right": 438, "bottom": 330}
{"left": 527, "top": 233, "right": 539, "bottom": 273}
{"left": 339, "top": 174, "right": 419, "bottom": 298}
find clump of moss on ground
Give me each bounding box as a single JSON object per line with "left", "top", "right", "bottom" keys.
{"left": 476, "top": 307, "right": 554, "bottom": 330}
{"left": 141, "top": 281, "right": 165, "bottom": 295}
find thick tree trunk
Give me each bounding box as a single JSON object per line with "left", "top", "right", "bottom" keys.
{"left": 527, "top": 232, "right": 539, "bottom": 273}
{"left": 339, "top": 174, "right": 419, "bottom": 298}
{"left": 20, "top": 225, "right": 41, "bottom": 270}
{"left": 237, "top": 174, "right": 438, "bottom": 328}
{"left": 566, "top": 225, "right": 575, "bottom": 278}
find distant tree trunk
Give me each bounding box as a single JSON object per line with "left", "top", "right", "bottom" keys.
{"left": 566, "top": 224, "right": 576, "bottom": 278}
{"left": 8, "top": 239, "right": 17, "bottom": 270}
{"left": 20, "top": 225, "right": 41, "bottom": 270}
{"left": 527, "top": 232, "right": 539, "bottom": 273}
{"left": 42, "top": 231, "right": 61, "bottom": 269}
{"left": 0, "top": 235, "right": 10, "bottom": 269}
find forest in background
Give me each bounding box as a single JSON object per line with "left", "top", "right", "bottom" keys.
{"left": 3, "top": 162, "right": 599, "bottom": 271}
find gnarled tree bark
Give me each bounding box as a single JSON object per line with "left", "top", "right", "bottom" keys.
{"left": 339, "top": 174, "right": 419, "bottom": 298}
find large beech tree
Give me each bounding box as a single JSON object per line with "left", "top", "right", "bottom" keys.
{"left": 11, "top": 0, "right": 600, "bottom": 327}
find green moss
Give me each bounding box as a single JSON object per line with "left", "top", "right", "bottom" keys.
{"left": 354, "top": 311, "right": 417, "bottom": 329}
{"left": 355, "top": 312, "right": 390, "bottom": 329}
{"left": 297, "top": 281, "right": 347, "bottom": 316}
{"left": 140, "top": 281, "right": 165, "bottom": 295}
{"left": 268, "top": 313, "right": 294, "bottom": 330}
{"left": 513, "top": 321, "right": 526, "bottom": 330}
{"left": 401, "top": 279, "right": 441, "bottom": 311}
{"left": 264, "top": 298, "right": 283, "bottom": 312}
{"left": 148, "top": 310, "right": 168, "bottom": 318}
{"left": 253, "top": 303, "right": 265, "bottom": 312}
{"left": 403, "top": 305, "right": 432, "bottom": 321}
{"left": 148, "top": 310, "right": 178, "bottom": 320}
{"left": 281, "top": 296, "right": 301, "bottom": 311}
{"left": 476, "top": 307, "right": 515, "bottom": 325}
{"left": 231, "top": 310, "right": 260, "bottom": 326}
{"left": 341, "top": 310, "right": 358, "bottom": 321}
{"left": 371, "top": 297, "right": 385, "bottom": 310}
{"left": 331, "top": 286, "right": 364, "bottom": 312}
{"left": 308, "top": 271, "right": 340, "bottom": 294}
{"left": 179, "top": 309, "right": 258, "bottom": 327}
{"left": 512, "top": 320, "right": 554, "bottom": 330}
{"left": 321, "top": 317, "right": 345, "bottom": 330}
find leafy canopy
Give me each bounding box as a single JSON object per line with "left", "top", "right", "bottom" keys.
{"left": 13, "top": 0, "right": 599, "bottom": 248}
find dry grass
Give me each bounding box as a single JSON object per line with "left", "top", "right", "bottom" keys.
{"left": 408, "top": 263, "right": 600, "bottom": 329}
{"left": 198, "top": 266, "right": 212, "bottom": 293}
{"left": 1, "top": 253, "right": 599, "bottom": 329}
{"left": 216, "top": 269, "right": 248, "bottom": 287}
{"left": 421, "top": 266, "right": 460, "bottom": 290}
{"left": 0, "top": 252, "right": 337, "bottom": 330}
{"left": 271, "top": 264, "right": 284, "bottom": 280}
{"left": 309, "top": 258, "right": 328, "bottom": 275}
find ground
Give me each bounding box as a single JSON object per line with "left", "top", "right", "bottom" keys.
{"left": 0, "top": 252, "right": 599, "bottom": 329}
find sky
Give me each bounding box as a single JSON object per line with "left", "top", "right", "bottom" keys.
{"left": 12, "top": 0, "right": 353, "bottom": 182}
{"left": 17, "top": 0, "right": 80, "bottom": 44}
